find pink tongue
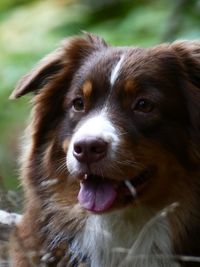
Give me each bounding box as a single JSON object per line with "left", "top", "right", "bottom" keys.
{"left": 78, "top": 179, "right": 117, "bottom": 212}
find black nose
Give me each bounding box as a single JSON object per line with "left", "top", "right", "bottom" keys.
{"left": 73, "top": 137, "right": 108, "bottom": 164}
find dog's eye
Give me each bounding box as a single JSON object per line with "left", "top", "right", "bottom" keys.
{"left": 134, "top": 99, "right": 155, "bottom": 113}
{"left": 72, "top": 97, "right": 85, "bottom": 112}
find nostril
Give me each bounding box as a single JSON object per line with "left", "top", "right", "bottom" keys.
{"left": 73, "top": 137, "right": 108, "bottom": 163}
{"left": 74, "top": 143, "right": 83, "bottom": 154}
{"left": 91, "top": 141, "right": 108, "bottom": 154}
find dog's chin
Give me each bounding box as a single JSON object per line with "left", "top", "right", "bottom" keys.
{"left": 74, "top": 166, "right": 156, "bottom": 214}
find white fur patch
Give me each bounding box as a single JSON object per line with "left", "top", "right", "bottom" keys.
{"left": 41, "top": 178, "right": 59, "bottom": 187}
{"left": 110, "top": 55, "right": 124, "bottom": 86}
{"left": 0, "top": 210, "right": 22, "bottom": 226}
{"left": 66, "top": 111, "right": 119, "bottom": 175}
{"left": 70, "top": 204, "right": 180, "bottom": 267}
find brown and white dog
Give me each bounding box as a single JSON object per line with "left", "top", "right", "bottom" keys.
{"left": 10, "top": 33, "right": 200, "bottom": 267}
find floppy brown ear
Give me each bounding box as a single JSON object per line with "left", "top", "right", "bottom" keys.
{"left": 171, "top": 40, "right": 200, "bottom": 89}
{"left": 9, "top": 48, "right": 65, "bottom": 99}
{"left": 83, "top": 31, "right": 108, "bottom": 49}
{"left": 172, "top": 41, "right": 200, "bottom": 134}
{"left": 10, "top": 33, "right": 108, "bottom": 99}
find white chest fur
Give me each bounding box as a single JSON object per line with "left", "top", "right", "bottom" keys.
{"left": 70, "top": 205, "right": 180, "bottom": 267}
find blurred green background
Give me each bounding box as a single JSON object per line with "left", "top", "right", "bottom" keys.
{"left": 1, "top": 0, "right": 200, "bottom": 190}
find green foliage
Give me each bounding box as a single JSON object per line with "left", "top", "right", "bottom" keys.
{"left": 0, "top": 0, "right": 200, "bottom": 189}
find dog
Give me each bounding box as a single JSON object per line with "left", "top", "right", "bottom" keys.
{"left": 10, "top": 33, "right": 200, "bottom": 267}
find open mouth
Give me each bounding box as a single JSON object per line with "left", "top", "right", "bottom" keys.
{"left": 77, "top": 167, "right": 154, "bottom": 213}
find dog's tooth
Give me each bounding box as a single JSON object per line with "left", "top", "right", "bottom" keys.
{"left": 84, "top": 174, "right": 88, "bottom": 180}
{"left": 124, "top": 180, "right": 137, "bottom": 198}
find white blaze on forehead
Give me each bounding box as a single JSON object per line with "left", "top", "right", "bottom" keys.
{"left": 110, "top": 55, "right": 125, "bottom": 86}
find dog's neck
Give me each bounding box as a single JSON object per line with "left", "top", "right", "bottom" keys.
{"left": 70, "top": 204, "right": 181, "bottom": 267}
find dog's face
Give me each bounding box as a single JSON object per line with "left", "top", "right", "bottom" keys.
{"left": 11, "top": 34, "right": 200, "bottom": 214}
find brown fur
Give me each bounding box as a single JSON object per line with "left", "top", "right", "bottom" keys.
{"left": 10, "top": 34, "right": 200, "bottom": 266}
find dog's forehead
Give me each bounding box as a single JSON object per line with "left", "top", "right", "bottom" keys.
{"left": 78, "top": 46, "right": 171, "bottom": 87}
{"left": 84, "top": 47, "right": 146, "bottom": 82}
{"left": 72, "top": 47, "right": 144, "bottom": 94}
{"left": 70, "top": 45, "right": 179, "bottom": 102}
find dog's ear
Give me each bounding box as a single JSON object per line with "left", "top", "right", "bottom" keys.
{"left": 171, "top": 41, "right": 200, "bottom": 89}
{"left": 10, "top": 33, "right": 108, "bottom": 99}
{"left": 9, "top": 49, "right": 65, "bottom": 99}
{"left": 172, "top": 41, "right": 200, "bottom": 133}
{"left": 83, "top": 32, "right": 108, "bottom": 49}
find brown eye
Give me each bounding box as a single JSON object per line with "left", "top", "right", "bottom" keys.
{"left": 72, "top": 97, "right": 85, "bottom": 112}
{"left": 134, "top": 99, "right": 155, "bottom": 113}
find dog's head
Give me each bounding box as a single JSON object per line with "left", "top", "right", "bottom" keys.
{"left": 11, "top": 34, "right": 200, "bottom": 214}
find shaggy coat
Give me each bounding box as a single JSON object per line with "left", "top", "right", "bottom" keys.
{"left": 10, "top": 34, "right": 200, "bottom": 267}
